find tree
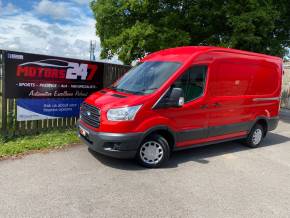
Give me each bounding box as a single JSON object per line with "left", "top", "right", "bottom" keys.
{"left": 91, "top": 0, "right": 290, "bottom": 64}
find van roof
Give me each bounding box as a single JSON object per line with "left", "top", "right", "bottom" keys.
{"left": 141, "top": 46, "right": 282, "bottom": 63}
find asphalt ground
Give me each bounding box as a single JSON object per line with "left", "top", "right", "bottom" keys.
{"left": 0, "top": 110, "right": 290, "bottom": 218}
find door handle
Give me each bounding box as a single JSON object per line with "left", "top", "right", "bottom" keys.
{"left": 200, "top": 104, "right": 208, "bottom": 109}
{"left": 213, "top": 102, "right": 221, "bottom": 107}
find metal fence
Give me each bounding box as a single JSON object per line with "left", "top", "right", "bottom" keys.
{"left": 0, "top": 50, "right": 130, "bottom": 137}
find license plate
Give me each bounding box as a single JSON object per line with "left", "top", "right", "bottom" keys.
{"left": 79, "top": 126, "right": 89, "bottom": 137}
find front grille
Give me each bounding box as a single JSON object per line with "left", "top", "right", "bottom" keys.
{"left": 80, "top": 102, "right": 100, "bottom": 128}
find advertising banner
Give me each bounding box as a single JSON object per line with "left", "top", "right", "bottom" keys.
{"left": 4, "top": 51, "right": 104, "bottom": 98}
{"left": 17, "top": 98, "right": 84, "bottom": 121}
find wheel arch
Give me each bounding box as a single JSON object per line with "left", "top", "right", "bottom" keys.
{"left": 141, "top": 126, "right": 176, "bottom": 151}
{"left": 252, "top": 117, "right": 269, "bottom": 137}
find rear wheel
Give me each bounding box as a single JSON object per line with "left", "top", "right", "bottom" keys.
{"left": 136, "top": 134, "right": 170, "bottom": 168}
{"left": 243, "top": 124, "right": 265, "bottom": 148}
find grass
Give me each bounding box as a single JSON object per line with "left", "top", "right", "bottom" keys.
{"left": 0, "top": 129, "right": 80, "bottom": 158}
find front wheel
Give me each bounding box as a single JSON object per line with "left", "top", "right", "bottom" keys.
{"left": 243, "top": 124, "right": 265, "bottom": 148}
{"left": 136, "top": 134, "right": 171, "bottom": 168}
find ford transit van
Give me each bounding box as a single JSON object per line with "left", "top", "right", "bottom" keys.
{"left": 78, "top": 46, "right": 282, "bottom": 168}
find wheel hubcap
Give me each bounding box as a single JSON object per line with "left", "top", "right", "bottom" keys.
{"left": 140, "top": 141, "right": 164, "bottom": 165}
{"left": 252, "top": 129, "right": 263, "bottom": 145}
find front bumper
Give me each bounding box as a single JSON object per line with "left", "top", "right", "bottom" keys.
{"left": 77, "top": 121, "right": 143, "bottom": 159}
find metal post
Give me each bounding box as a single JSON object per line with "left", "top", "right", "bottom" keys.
{"left": 1, "top": 50, "right": 7, "bottom": 137}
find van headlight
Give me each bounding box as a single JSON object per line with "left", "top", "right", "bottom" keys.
{"left": 107, "top": 105, "right": 142, "bottom": 121}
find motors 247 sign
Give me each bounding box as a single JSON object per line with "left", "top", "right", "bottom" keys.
{"left": 4, "top": 51, "right": 104, "bottom": 98}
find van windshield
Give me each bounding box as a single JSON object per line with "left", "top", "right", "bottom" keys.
{"left": 110, "top": 61, "right": 181, "bottom": 95}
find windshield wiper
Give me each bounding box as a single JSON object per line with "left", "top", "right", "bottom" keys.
{"left": 110, "top": 86, "right": 135, "bottom": 94}
{"left": 116, "top": 88, "right": 132, "bottom": 93}
{"left": 139, "top": 87, "right": 159, "bottom": 92}
{"left": 110, "top": 87, "right": 159, "bottom": 95}
{"left": 130, "top": 88, "right": 159, "bottom": 95}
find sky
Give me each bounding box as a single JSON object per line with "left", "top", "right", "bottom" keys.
{"left": 0, "top": 0, "right": 118, "bottom": 62}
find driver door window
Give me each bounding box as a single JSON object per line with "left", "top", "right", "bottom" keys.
{"left": 174, "top": 65, "right": 208, "bottom": 102}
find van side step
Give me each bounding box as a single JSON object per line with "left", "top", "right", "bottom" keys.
{"left": 174, "top": 136, "right": 246, "bottom": 151}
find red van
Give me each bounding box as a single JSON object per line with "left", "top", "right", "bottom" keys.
{"left": 78, "top": 46, "right": 282, "bottom": 168}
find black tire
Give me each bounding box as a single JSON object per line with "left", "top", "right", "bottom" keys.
{"left": 243, "top": 124, "right": 265, "bottom": 148}
{"left": 136, "top": 134, "right": 171, "bottom": 168}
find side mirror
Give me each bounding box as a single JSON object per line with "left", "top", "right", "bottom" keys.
{"left": 155, "top": 87, "right": 184, "bottom": 108}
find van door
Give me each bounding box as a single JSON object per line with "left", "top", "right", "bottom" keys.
{"left": 207, "top": 60, "right": 254, "bottom": 138}
{"left": 157, "top": 65, "right": 210, "bottom": 147}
